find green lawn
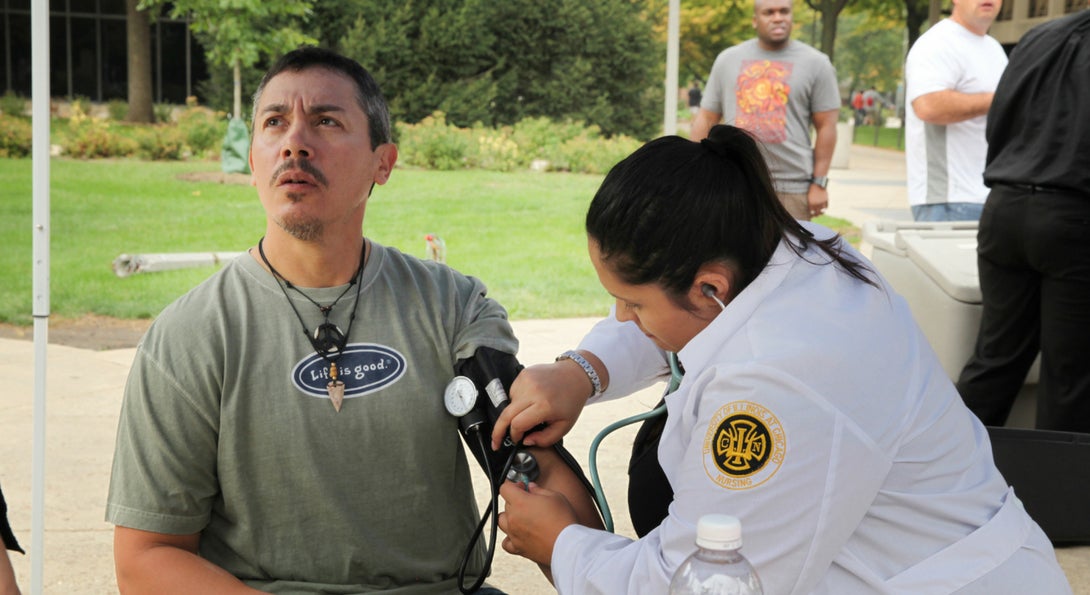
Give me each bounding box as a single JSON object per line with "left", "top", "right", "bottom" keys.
{"left": 1, "top": 158, "right": 858, "bottom": 325}
{"left": 852, "top": 124, "right": 905, "bottom": 151}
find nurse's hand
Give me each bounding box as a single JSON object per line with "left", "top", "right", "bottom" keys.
{"left": 498, "top": 481, "right": 578, "bottom": 566}
{"left": 491, "top": 359, "right": 597, "bottom": 450}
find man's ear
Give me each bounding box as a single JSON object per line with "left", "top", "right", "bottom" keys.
{"left": 374, "top": 144, "right": 398, "bottom": 186}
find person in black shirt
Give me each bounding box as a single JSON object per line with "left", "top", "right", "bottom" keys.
{"left": 1, "top": 481, "right": 22, "bottom": 595}
{"left": 956, "top": 9, "right": 1090, "bottom": 432}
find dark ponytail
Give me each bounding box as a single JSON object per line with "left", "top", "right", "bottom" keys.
{"left": 586, "top": 125, "right": 877, "bottom": 303}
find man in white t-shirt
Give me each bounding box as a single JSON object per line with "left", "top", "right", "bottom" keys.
{"left": 905, "top": 0, "right": 1007, "bottom": 221}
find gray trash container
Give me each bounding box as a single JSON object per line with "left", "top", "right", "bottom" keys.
{"left": 861, "top": 220, "right": 1039, "bottom": 428}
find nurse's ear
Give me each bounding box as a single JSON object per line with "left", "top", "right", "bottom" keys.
{"left": 702, "top": 284, "right": 727, "bottom": 311}
{"left": 691, "top": 266, "right": 732, "bottom": 314}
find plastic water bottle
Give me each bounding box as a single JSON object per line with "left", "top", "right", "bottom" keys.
{"left": 668, "top": 514, "right": 763, "bottom": 595}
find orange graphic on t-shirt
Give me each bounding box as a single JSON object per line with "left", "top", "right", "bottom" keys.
{"left": 735, "top": 59, "right": 793, "bottom": 144}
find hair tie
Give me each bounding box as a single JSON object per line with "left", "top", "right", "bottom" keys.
{"left": 700, "top": 137, "right": 730, "bottom": 159}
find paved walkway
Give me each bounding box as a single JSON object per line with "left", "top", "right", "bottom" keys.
{"left": 2, "top": 144, "right": 1086, "bottom": 593}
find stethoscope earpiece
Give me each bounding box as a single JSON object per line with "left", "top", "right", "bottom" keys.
{"left": 702, "top": 284, "right": 726, "bottom": 311}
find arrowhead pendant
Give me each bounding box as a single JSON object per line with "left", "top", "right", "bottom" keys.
{"left": 327, "top": 361, "right": 345, "bottom": 412}
{"left": 328, "top": 380, "right": 345, "bottom": 412}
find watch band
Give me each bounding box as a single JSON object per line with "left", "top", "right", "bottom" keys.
{"left": 810, "top": 175, "right": 829, "bottom": 189}
{"left": 556, "top": 350, "right": 603, "bottom": 399}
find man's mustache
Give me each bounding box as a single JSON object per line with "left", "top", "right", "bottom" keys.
{"left": 271, "top": 158, "right": 329, "bottom": 188}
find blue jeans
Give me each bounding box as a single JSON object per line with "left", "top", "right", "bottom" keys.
{"left": 911, "top": 202, "right": 984, "bottom": 221}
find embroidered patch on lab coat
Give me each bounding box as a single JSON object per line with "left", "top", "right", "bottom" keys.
{"left": 703, "top": 400, "right": 785, "bottom": 490}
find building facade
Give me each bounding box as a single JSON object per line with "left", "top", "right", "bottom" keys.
{"left": 991, "top": 0, "right": 1086, "bottom": 46}
{"left": 2, "top": 0, "right": 206, "bottom": 104}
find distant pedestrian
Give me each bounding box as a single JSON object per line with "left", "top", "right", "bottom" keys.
{"left": 687, "top": 81, "right": 702, "bottom": 116}
{"left": 863, "top": 87, "right": 882, "bottom": 125}
{"left": 851, "top": 90, "right": 865, "bottom": 126}
{"left": 690, "top": 0, "right": 840, "bottom": 221}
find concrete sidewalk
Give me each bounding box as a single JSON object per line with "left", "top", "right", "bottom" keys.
{"left": 2, "top": 144, "right": 1086, "bottom": 593}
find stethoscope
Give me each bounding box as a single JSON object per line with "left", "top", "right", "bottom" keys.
{"left": 587, "top": 351, "right": 681, "bottom": 532}
{"left": 587, "top": 284, "right": 725, "bottom": 532}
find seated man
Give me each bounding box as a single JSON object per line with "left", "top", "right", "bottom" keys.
{"left": 105, "top": 46, "right": 596, "bottom": 594}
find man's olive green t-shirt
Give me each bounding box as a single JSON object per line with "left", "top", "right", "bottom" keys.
{"left": 106, "top": 242, "right": 517, "bottom": 593}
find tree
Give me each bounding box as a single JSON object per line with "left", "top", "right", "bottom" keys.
{"left": 903, "top": 0, "right": 930, "bottom": 49}
{"left": 337, "top": 0, "right": 660, "bottom": 138}
{"left": 834, "top": 9, "right": 905, "bottom": 94}
{"left": 485, "top": 0, "right": 660, "bottom": 136}
{"left": 125, "top": 0, "right": 154, "bottom": 123}
{"left": 138, "top": 0, "right": 317, "bottom": 120}
{"left": 805, "top": 0, "right": 854, "bottom": 61}
{"left": 336, "top": 0, "right": 499, "bottom": 127}
{"left": 646, "top": 0, "right": 754, "bottom": 86}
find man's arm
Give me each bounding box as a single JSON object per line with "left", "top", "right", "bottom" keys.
{"left": 808, "top": 108, "right": 838, "bottom": 217}
{"left": 912, "top": 90, "right": 995, "bottom": 125}
{"left": 114, "top": 528, "right": 261, "bottom": 594}
{"left": 689, "top": 108, "right": 722, "bottom": 142}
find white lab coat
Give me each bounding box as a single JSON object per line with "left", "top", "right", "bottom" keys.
{"left": 554, "top": 224, "right": 1070, "bottom": 594}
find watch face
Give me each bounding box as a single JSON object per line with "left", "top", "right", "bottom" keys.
{"left": 444, "top": 376, "right": 479, "bottom": 416}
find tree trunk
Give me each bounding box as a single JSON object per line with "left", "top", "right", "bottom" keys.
{"left": 904, "top": 0, "right": 929, "bottom": 50}
{"left": 233, "top": 58, "right": 242, "bottom": 120}
{"left": 125, "top": 0, "right": 154, "bottom": 123}
{"left": 821, "top": 8, "right": 840, "bottom": 62}
{"left": 805, "top": 0, "right": 853, "bottom": 62}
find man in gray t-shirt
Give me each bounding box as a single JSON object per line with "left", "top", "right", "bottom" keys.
{"left": 106, "top": 47, "right": 599, "bottom": 594}
{"left": 691, "top": 0, "right": 840, "bottom": 221}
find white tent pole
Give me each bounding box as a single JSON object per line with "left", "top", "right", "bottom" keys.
{"left": 663, "top": 0, "right": 680, "bottom": 136}
{"left": 30, "top": 0, "right": 51, "bottom": 593}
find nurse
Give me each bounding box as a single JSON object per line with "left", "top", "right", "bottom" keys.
{"left": 494, "top": 125, "right": 1071, "bottom": 594}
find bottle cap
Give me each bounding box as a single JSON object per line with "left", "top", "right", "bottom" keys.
{"left": 695, "top": 514, "right": 743, "bottom": 550}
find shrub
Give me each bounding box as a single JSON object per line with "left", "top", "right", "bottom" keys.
{"left": 466, "top": 126, "right": 521, "bottom": 172}
{"left": 107, "top": 99, "right": 128, "bottom": 121}
{"left": 0, "top": 114, "right": 32, "bottom": 157}
{"left": 134, "top": 125, "right": 186, "bottom": 160}
{"left": 65, "top": 119, "right": 139, "bottom": 158}
{"left": 0, "top": 91, "right": 26, "bottom": 118}
{"left": 396, "top": 112, "right": 471, "bottom": 170}
{"left": 546, "top": 128, "right": 640, "bottom": 174}
{"left": 153, "top": 103, "right": 174, "bottom": 124}
{"left": 395, "top": 113, "right": 639, "bottom": 173}
{"left": 176, "top": 107, "right": 226, "bottom": 158}
{"left": 509, "top": 117, "right": 586, "bottom": 162}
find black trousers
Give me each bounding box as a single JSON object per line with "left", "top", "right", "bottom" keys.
{"left": 956, "top": 184, "right": 1090, "bottom": 432}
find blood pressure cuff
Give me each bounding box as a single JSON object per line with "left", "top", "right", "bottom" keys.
{"left": 454, "top": 346, "right": 525, "bottom": 486}
{"left": 453, "top": 347, "right": 601, "bottom": 517}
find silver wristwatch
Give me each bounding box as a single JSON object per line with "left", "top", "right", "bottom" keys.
{"left": 810, "top": 175, "right": 829, "bottom": 189}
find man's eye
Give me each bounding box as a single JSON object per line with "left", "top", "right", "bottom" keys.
{"left": 264, "top": 117, "right": 282, "bottom": 128}
{"left": 319, "top": 117, "right": 338, "bottom": 126}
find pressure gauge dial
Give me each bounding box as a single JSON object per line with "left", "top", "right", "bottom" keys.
{"left": 444, "top": 376, "right": 479, "bottom": 417}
